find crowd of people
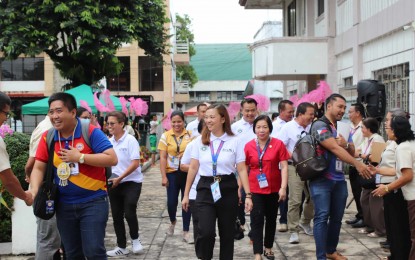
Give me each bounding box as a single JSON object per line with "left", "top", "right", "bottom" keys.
{"left": 2, "top": 90, "right": 415, "bottom": 260}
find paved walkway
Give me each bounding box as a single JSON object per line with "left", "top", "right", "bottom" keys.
{"left": 1, "top": 161, "right": 389, "bottom": 259}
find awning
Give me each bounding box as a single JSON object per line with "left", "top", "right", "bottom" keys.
{"left": 184, "top": 103, "right": 210, "bottom": 116}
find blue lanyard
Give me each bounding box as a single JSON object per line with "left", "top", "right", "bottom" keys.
{"left": 256, "top": 138, "right": 271, "bottom": 173}
{"left": 209, "top": 140, "right": 225, "bottom": 177}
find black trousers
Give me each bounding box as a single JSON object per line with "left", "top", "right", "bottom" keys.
{"left": 250, "top": 193, "right": 279, "bottom": 255}
{"left": 383, "top": 188, "right": 411, "bottom": 260}
{"left": 108, "top": 181, "right": 142, "bottom": 248}
{"left": 189, "top": 199, "right": 200, "bottom": 258}
{"left": 348, "top": 166, "right": 363, "bottom": 219}
{"left": 195, "top": 175, "right": 238, "bottom": 260}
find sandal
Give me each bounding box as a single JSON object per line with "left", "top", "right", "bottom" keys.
{"left": 263, "top": 250, "right": 275, "bottom": 260}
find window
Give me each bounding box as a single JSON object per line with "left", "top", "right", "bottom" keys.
{"left": 344, "top": 77, "right": 353, "bottom": 88}
{"left": 288, "top": 1, "right": 296, "bottom": 36}
{"left": 139, "top": 56, "right": 164, "bottom": 91}
{"left": 195, "top": 91, "right": 210, "bottom": 101}
{"left": 1, "top": 58, "right": 44, "bottom": 81}
{"left": 289, "top": 89, "right": 298, "bottom": 96}
{"left": 108, "top": 57, "right": 130, "bottom": 92}
{"left": 317, "top": 0, "right": 324, "bottom": 17}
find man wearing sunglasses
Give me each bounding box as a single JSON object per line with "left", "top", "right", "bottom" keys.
{"left": 0, "top": 91, "right": 33, "bottom": 205}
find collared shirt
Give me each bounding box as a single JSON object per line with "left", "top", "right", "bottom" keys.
{"left": 150, "top": 120, "right": 159, "bottom": 134}
{"left": 270, "top": 117, "right": 287, "bottom": 138}
{"left": 186, "top": 119, "right": 200, "bottom": 138}
{"left": 378, "top": 140, "right": 397, "bottom": 184}
{"left": 36, "top": 118, "right": 113, "bottom": 204}
{"left": 396, "top": 140, "right": 415, "bottom": 200}
{"left": 277, "top": 119, "right": 310, "bottom": 153}
{"left": 350, "top": 121, "right": 364, "bottom": 161}
{"left": 311, "top": 116, "right": 353, "bottom": 181}
{"left": 181, "top": 140, "right": 200, "bottom": 200}
{"left": 29, "top": 116, "right": 53, "bottom": 157}
{"left": 358, "top": 133, "right": 385, "bottom": 157}
{"left": 109, "top": 130, "right": 142, "bottom": 183}
{"left": 158, "top": 128, "right": 192, "bottom": 173}
{"left": 231, "top": 117, "right": 256, "bottom": 148}
{"left": 0, "top": 137, "right": 10, "bottom": 172}
{"left": 191, "top": 133, "right": 245, "bottom": 177}
{"left": 245, "top": 137, "right": 290, "bottom": 194}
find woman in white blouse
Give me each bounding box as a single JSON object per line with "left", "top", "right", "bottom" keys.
{"left": 182, "top": 104, "right": 252, "bottom": 260}
{"left": 356, "top": 117, "right": 385, "bottom": 237}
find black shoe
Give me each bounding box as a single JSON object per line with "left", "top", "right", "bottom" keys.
{"left": 350, "top": 219, "right": 365, "bottom": 228}
{"left": 381, "top": 243, "right": 390, "bottom": 250}
{"left": 379, "top": 240, "right": 388, "bottom": 246}
{"left": 346, "top": 217, "right": 360, "bottom": 225}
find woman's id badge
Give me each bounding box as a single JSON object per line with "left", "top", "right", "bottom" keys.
{"left": 210, "top": 181, "right": 221, "bottom": 202}
{"left": 335, "top": 159, "right": 343, "bottom": 172}
{"left": 171, "top": 156, "right": 180, "bottom": 167}
{"left": 257, "top": 174, "right": 269, "bottom": 188}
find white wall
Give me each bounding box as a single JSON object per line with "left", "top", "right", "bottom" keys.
{"left": 12, "top": 198, "right": 36, "bottom": 254}
{"left": 0, "top": 81, "right": 45, "bottom": 92}
{"left": 360, "top": 0, "right": 400, "bottom": 21}
{"left": 336, "top": 50, "right": 353, "bottom": 88}
{"left": 336, "top": 0, "right": 353, "bottom": 35}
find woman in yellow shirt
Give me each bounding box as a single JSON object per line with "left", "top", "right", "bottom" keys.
{"left": 158, "top": 110, "right": 193, "bottom": 243}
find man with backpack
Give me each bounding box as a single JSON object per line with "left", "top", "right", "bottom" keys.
{"left": 277, "top": 102, "right": 315, "bottom": 244}
{"left": 309, "top": 94, "right": 371, "bottom": 260}
{"left": 29, "top": 92, "right": 118, "bottom": 259}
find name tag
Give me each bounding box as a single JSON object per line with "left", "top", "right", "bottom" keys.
{"left": 375, "top": 173, "right": 381, "bottom": 184}
{"left": 68, "top": 162, "right": 80, "bottom": 175}
{"left": 46, "top": 200, "right": 55, "bottom": 214}
{"left": 257, "top": 173, "right": 269, "bottom": 188}
{"left": 210, "top": 180, "right": 222, "bottom": 203}
{"left": 335, "top": 159, "right": 343, "bottom": 172}
{"left": 171, "top": 156, "right": 180, "bottom": 167}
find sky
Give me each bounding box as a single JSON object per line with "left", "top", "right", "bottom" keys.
{"left": 170, "top": 0, "right": 282, "bottom": 44}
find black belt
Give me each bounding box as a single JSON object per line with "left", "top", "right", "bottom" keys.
{"left": 150, "top": 133, "right": 156, "bottom": 135}
{"left": 288, "top": 161, "right": 293, "bottom": 165}
{"left": 200, "top": 174, "right": 235, "bottom": 182}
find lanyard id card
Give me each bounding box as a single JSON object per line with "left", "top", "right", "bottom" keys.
{"left": 210, "top": 180, "right": 222, "bottom": 202}
{"left": 335, "top": 159, "right": 343, "bottom": 172}
{"left": 171, "top": 156, "right": 180, "bottom": 167}
{"left": 375, "top": 173, "right": 381, "bottom": 184}
{"left": 257, "top": 173, "right": 269, "bottom": 188}
{"left": 46, "top": 200, "right": 55, "bottom": 214}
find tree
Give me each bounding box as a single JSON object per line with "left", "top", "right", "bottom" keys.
{"left": 0, "top": 0, "right": 170, "bottom": 88}
{"left": 175, "top": 14, "right": 198, "bottom": 87}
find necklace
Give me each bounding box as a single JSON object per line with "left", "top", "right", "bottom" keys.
{"left": 56, "top": 120, "right": 78, "bottom": 187}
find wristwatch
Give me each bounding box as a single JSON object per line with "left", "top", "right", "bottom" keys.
{"left": 345, "top": 143, "right": 350, "bottom": 149}
{"left": 79, "top": 153, "right": 85, "bottom": 164}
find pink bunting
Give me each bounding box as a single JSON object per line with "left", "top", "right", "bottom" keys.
{"left": 102, "top": 89, "right": 115, "bottom": 112}
{"left": 294, "top": 81, "right": 333, "bottom": 106}
{"left": 80, "top": 100, "right": 92, "bottom": 114}
{"left": 227, "top": 101, "right": 240, "bottom": 121}
{"left": 162, "top": 109, "right": 173, "bottom": 131}
{"left": 245, "top": 94, "right": 271, "bottom": 112}
{"left": 133, "top": 98, "right": 149, "bottom": 116}
{"left": 94, "top": 92, "right": 110, "bottom": 113}
{"left": 128, "top": 97, "right": 136, "bottom": 115}
{"left": 119, "top": 97, "right": 129, "bottom": 115}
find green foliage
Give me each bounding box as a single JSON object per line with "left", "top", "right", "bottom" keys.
{"left": 0, "top": 0, "right": 170, "bottom": 87}
{"left": 175, "top": 14, "right": 198, "bottom": 87}
{"left": 0, "top": 132, "right": 30, "bottom": 242}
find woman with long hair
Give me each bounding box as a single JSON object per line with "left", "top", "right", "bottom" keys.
{"left": 245, "top": 115, "right": 289, "bottom": 260}
{"left": 182, "top": 104, "right": 252, "bottom": 260}
{"left": 158, "top": 110, "right": 193, "bottom": 242}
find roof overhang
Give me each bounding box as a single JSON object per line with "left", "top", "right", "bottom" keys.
{"left": 239, "top": 0, "right": 283, "bottom": 9}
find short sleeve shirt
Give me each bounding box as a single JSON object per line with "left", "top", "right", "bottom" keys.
{"left": 158, "top": 129, "right": 192, "bottom": 173}
{"left": 378, "top": 140, "right": 397, "bottom": 183}
{"left": 35, "top": 118, "right": 113, "bottom": 204}
{"left": 109, "top": 130, "right": 142, "bottom": 183}
{"left": 245, "top": 138, "right": 290, "bottom": 194}
{"left": 0, "top": 137, "right": 11, "bottom": 172}
{"left": 29, "top": 116, "right": 53, "bottom": 157}
{"left": 150, "top": 120, "right": 159, "bottom": 134}
{"left": 191, "top": 133, "right": 245, "bottom": 176}
{"left": 277, "top": 119, "right": 310, "bottom": 153}
{"left": 395, "top": 140, "right": 415, "bottom": 200}
{"left": 186, "top": 119, "right": 200, "bottom": 138}
{"left": 310, "top": 117, "right": 353, "bottom": 181}
{"left": 231, "top": 118, "right": 256, "bottom": 149}
{"left": 180, "top": 140, "right": 200, "bottom": 200}
{"left": 270, "top": 117, "right": 287, "bottom": 137}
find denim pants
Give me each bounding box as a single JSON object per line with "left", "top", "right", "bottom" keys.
{"left": 166, "top": 171, "right": 191, "bottom": 231}
{"left": 309, "top": 177, "right": 348, "bottom": 260}
{"left": 56, "top": 196, "right": 109, "bottom": 260}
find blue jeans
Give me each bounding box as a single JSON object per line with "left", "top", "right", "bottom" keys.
{"left": 56, "top": 196, "right": 109, "bottom": 260}
{"left": 309, "top": 177, "right": 348, "bottom": 260}
{"left": 166, "top": 171, "right": 191, "bottom": 231}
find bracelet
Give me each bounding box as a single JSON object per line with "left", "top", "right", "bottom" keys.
{"left": 345, "top": 143, "right": 350, "bottom": 149}
{"left": 246, "top": 192, "right": 252, "bottom": 196}
{"left": 384, "top": 185, "right": 390, "bottom": 193}
{"left": 280, "top": 187, "right": 286, "bottom": 190}
{"left": 245, "top": 196, "right": 252, "bottom": 199}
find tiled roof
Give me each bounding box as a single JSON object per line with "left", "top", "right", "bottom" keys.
{"left": 190, "top": 44, "right": 252, "bottom": 81}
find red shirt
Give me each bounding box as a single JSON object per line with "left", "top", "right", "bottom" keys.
{"left": 244, "top": 137, "right": 290, "bottom": 194}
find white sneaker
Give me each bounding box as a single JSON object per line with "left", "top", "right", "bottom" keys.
{"left": 107, "top": 247, "right": 129, "bottom": 257}
{"left": 183, "top": 231, "right": 194, "bottom": 244}
{"left": 299, "top": 223, "right": 313, "bottom": 236}
{"left": 289, "top": 232, "right": 300, "bottom": 244}
{"left": 132, "top": 238, "right": 143, "bottom": 254}
{"left": 166, "top": 222, "right": 175, "bottom": 235}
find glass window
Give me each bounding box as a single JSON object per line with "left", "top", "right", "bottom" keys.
{"left": 139, "top": 56, "right": 164, "bottom": 92}
{"left": 318, "top": 0, "right": 324, "bottom": 17}
{"left": 288, "top": 1, "right": 296, "bottom": 36}
{"left": 108, "top": 57, "right": 131, "bottom": 92}
{"left": 0, "top": 58, "right": 44, "bottom": 81}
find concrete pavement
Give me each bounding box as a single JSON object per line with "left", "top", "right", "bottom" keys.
{"left": 1, "top": 161, "right": 389, "bottom": 259}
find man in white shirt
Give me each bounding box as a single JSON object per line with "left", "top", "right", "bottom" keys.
{"left": 345, "top": 103, "right": 366, "bottom": 228}
{"left": 270, "top": 99, "right": 294, "bottom": 232}
{"left": 277, "top": 102, "right": 315, "bottom": 244}
{"left": 186, "top": 103, "right": 208, "bottom": 138}
{"left": 231, "top": 98, "right": 258, "bottom": 231}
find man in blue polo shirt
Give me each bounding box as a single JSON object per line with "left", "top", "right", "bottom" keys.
{"left": 309, "top": 94, "right": 371, "bottom": 260}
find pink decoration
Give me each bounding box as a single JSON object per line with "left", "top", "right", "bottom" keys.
{"left": 289, "top": 94, "right": 299, "bottom": 105}
{"left": 133, "top": 98, "right": 149, "bottom": 116}
{"left": 227, "top": 101, "right": 240, "bottom": 121}
{"left": 295, "top": 81, "right": 333, "bottom": 106}
{"left": 162, "top": 109, "right": 173, "bottom": 130}
{"left": 119, "top": 97, "right": 129, "bottom": 115}
{"left": 245, "top": 94, "right": 271, "bottom": 112}
{"left": 128, "top": 97, "right": 136, "bottom": 115}
{"left": 102, "top": 89, "right": 115, "bottom": 112}
{"left": 94, "top": 92, "right": 110, "bottom": 112}
{"left": 80, "top": 100, "right": 92, "bottom": 114}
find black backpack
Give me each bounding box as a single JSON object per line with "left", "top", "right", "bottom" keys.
{"left": 292, "top": 119, "right": 332, "bottom": 181}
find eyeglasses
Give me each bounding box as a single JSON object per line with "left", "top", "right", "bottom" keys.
{"left": 1, "top": 110, "right": 11, "bottom": 119}
{"left": 107, "top": 122, "right": 117, "bottom": 126}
